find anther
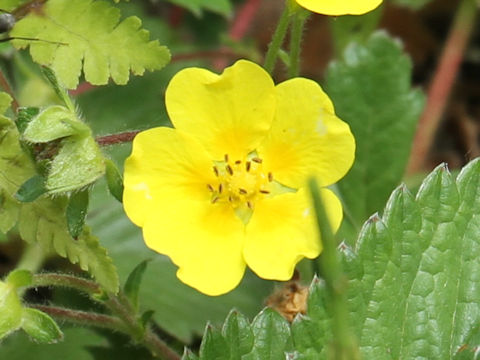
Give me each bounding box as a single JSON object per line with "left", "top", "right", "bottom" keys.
{"left": 211, "top": 196, "right": 219, "bottom": 204}
{"left": 218, "top": 183, "right": 223, "bottom": 193}
{"left": 224, "top": 154, "right": 229, "bottom": 162}
{"left": 213, "top": 166, "right": 219, "bottom": 177}
{"left": 268, "top": 172, "right": 273, "bottom": 182}
{"left": 246, "top": 161, "right": 251, "bottom": 172}
{"left": 247, "top": 201, "right": 253, "bottom": 209}
{"left": 259, "top": 189, "right": 270, "bottom": 194}
{"left": 239, "top": 188, "right": 247, "bottom": 195}
{"left": 235, "top": 160, "right": 241, "bottom": 165}
{"left": 207, "top": 184, "right": 214, "bottom": 192}
{"left": 226, "top": 164, "right": 233, "bottom": 175}
{"left": 228, "top": 196, "right": 233, "bottom": 202}
{"left": 252, "top": 157, "right": 262, "bottom": 163}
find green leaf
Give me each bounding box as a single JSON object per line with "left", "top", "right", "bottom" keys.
{"left": 123, "top": 259, "right": 150, "bottom": 311}
{"left": 0, "top": 281, "right": 23, "bottom": 340}
{"left": 105, "top": 159, "right": 124, "bottom": 202}
{"left": 165, "top": 0, "right": 232, "bottom": 17}
{"left": 66, "top": 189, "right": 89, "bottom": 239}
{"left": 15, "top": 175, "right": 47, "bottom": 202}
{"left": 453, "top": 325, "right": 480, "bottom": 360}
{"left": 16, "top": 107, "right": 40, "bottom": 134}
{"left": 243, "top": 308, "right": 291, "bottom": 360}
{"left": 46, "top": 135, "right": 105, "bottom": 193}
{"left": 6, "top": 269, "right": 32, "bottom": 288}
{"left": 19, "top": 197, "right": 119, "bottom": 293}
{"left": 182, "top": 348, "right": 199, "bottom": 360}
{"left": 222, "top": 310, "right": 254, "bottom": 359}
{"left": 20, "top": 308, "right": 63, "bottom": 344}
{"left": 325, "top": 31, "right": 425, "bottom": 241}
{"left": 41, "top": 67, "right": 75, "bottom": 111}
{"left": 11, "top": 0, "right": 171, "bottom": 89}
{"left": 23, "top": 106, "right": 88, "bottom": 142}
{"left": 199, "top": 324, "right": 229, "bottom": 360}
{"left": 0, "top": 190, "right": 20, "bottom": 233}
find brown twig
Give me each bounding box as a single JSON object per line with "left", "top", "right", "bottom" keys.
{"left": 96, "top": 131, "right": 141, "bottom": 146}
{"left": 407, "top": 0, "right": 478, "bottom": 173}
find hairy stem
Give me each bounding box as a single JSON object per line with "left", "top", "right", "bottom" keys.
{"left": 309, "top": 179, "right": 359, "bottom": 360}
{"left": 30, "top": 304, "right": 129, "bottom": 333}
{"left": 31, "top": 273, "right": 102, "bottom": 295}
{"left": 264, "top": 0, "right": 292, "bottom": 74}
{"left": 407, "top": 0, "right": 477, "bottom": 173}
{"left": 96, "top": 130, "right": 141, "bottom": 146}
{"left": 288, "top": 10, "right": 309, "bottom": 78}
{"left": 0, "top": 69, "right": 19, "bottom": 112}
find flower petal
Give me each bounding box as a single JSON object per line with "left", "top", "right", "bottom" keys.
{"left": 123, "top": 127, "right": 216, "bottom": 227}
{"left": 166, "top": 60, "right": 276, "bottom": 161}
{"left": 143, "top": 199, "right": 246, "bottom": 296}
{"left": 244, "top": 188, "right": 342, "bottom": 280}
{"left": 259, "top": 78, "right": 355, "bottom": 188}
{"left": 296, "top": 0, "right": 383, "bottom": 15}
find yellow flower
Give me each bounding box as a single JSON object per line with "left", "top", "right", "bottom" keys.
{"left": 123, "top": 60, "right": 355, "bottom": 296}
{"left": 295, "top": 0, "right": 383, "bottom": 15}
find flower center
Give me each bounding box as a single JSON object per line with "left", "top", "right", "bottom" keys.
{"left": 207, "top": 154, "right": 273, "bottom": 212}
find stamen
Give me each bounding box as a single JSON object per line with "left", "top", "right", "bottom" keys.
{"left": 226, "top": 164, "right": 234, "bottom": 175}
{"left": 268, "top": 172, "right": 273, "bottom": 182}
{"left": 239, "top": 188, "right": 247, "bottom": 195}
{"left": 211, "top": 196, "right": 219, "bottom": 204}
{"left": 246, "top": 161, "right": 251, "bottom": 172}
{"left": 218, "top": 183, "right": 223, "bottom": 193}
{"left": 213, "top": 166, "right": 219, "bottom": 177}
{"left": 224, "top": 154, "right": 229, "bottom": 162}
{"left": 207, "top": 184, "right": 214, "bottom": 192}
{"left": 259, "top": 189, "right": 270, "bottom": 194}
{"left": 247, "top": 201, "right": 253, "bottom": 209}
{"left": 235, "top": 160, "right": 241, "bottom": 165}
{"left": 228, "top": 196, "right": 233, "bottom": 202}
{"left": 252, "top": 157, "right": 262, "bottom": 163}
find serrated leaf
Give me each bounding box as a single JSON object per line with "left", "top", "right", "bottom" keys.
{"left": 325, "top": 31, "right": 425, "bottom": 241}
{"left": 165, "top": 0, "right": 232, "bottom": 17}
{"left": 66, "top": 189, "right": 89, "bottom": 239}
{"left": 243, "top": 308, "right": 291, "bottom": 360}
{"left": 19, "top": 197, "right": 119, "bottom": 293}
{"left": 222, "top": 310, "right": 254, "bottom": 359}
{"left": 15, "top": 175, "right": 47, "bottom": 202}
{"left": 21, "top": 308, "right": 63, "bottom": 344}
{"left": 16, "top": 107, "right": 40, "bottom": 134}
{"left": 123, "top": 259, "right": 150, "bottom": 311}
{"left": 199, "top": 324, "right": 229, "bottom": 360}
{"left": 10, "top": 0, "right": 171, "bottom": 89}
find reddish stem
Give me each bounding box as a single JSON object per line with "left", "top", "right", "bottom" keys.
{"left": 96, "top": 131, "right": 141, "bottom": 146}
{"left": 407, "top": 0, "right": 477, "bottom": 173}
{"left": 0, "top": 70, "right": 19, "bottom": 112}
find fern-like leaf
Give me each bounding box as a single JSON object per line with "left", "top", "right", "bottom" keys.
{"left": 10, "top": 0, "right": 171, "bottom": 89}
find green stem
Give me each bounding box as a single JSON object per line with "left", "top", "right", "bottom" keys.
{"left": 263, "top": 1, "right": 292, "bottom": 74}
{"left": 29, "top": 304, "right": 129, "bottom": 333}
{"left": 288, "top": 10, "right": 309, "bottom": 78}
{"left": 308, "top": 179, "right": 359, "bottom": 360}
{"left": 16, "top": 243, "right": 47, "bottom": 273}
{"left": 31, "top": 273, "right": 102, "bottom": 296}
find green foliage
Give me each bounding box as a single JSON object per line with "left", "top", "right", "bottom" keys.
{"left": 325, "top": 31, "right": 425, "bottom": 241}
{"left": 10, "top": 0, "right": 171, "bottom": 89}
{"left": 15, "top": 175, "right": 47, "bottom": 202}
{"left": 66, "top": 189, "right": 90, "bottom": 239}
{"left": 23, "top": 105, "right": 105, "bottom": 194}
{"left": 105, "top": 159, "right": 124, "bottom": 203}
{"left": 21, "top": 308, "right": 63, "bottom": 344}
{"left": 0, "top": 0, "right": 24, "bottom": 12}
{"left": 19, "top": 198, "right": 119, "bottom": 293}
{"left": 292, "top": 159, "right": 480, "bottom": 359}
{"left": 0, "top": 280, "right": 23, "bottom": 340}
{"left": 123, "top": 259, "right": 150, "bottom": 311}
{"left": 165, "top": 0, "right": 232, "bottom": 17}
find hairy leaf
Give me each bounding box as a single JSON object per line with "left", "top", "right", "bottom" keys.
{"left": 10, "top": 0, "right": 171, "bottom": 88}
{"left": 21, "top": 308, "right": 63, "bottom": 344}
{"left": 294, "top": 159, "right": 480, "bottom": 359}
{"left": 19, "top": 197, "right": 119, "bottom": 293}
{"left": 325, "top": 31, "right": 424, "bottom": 241}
